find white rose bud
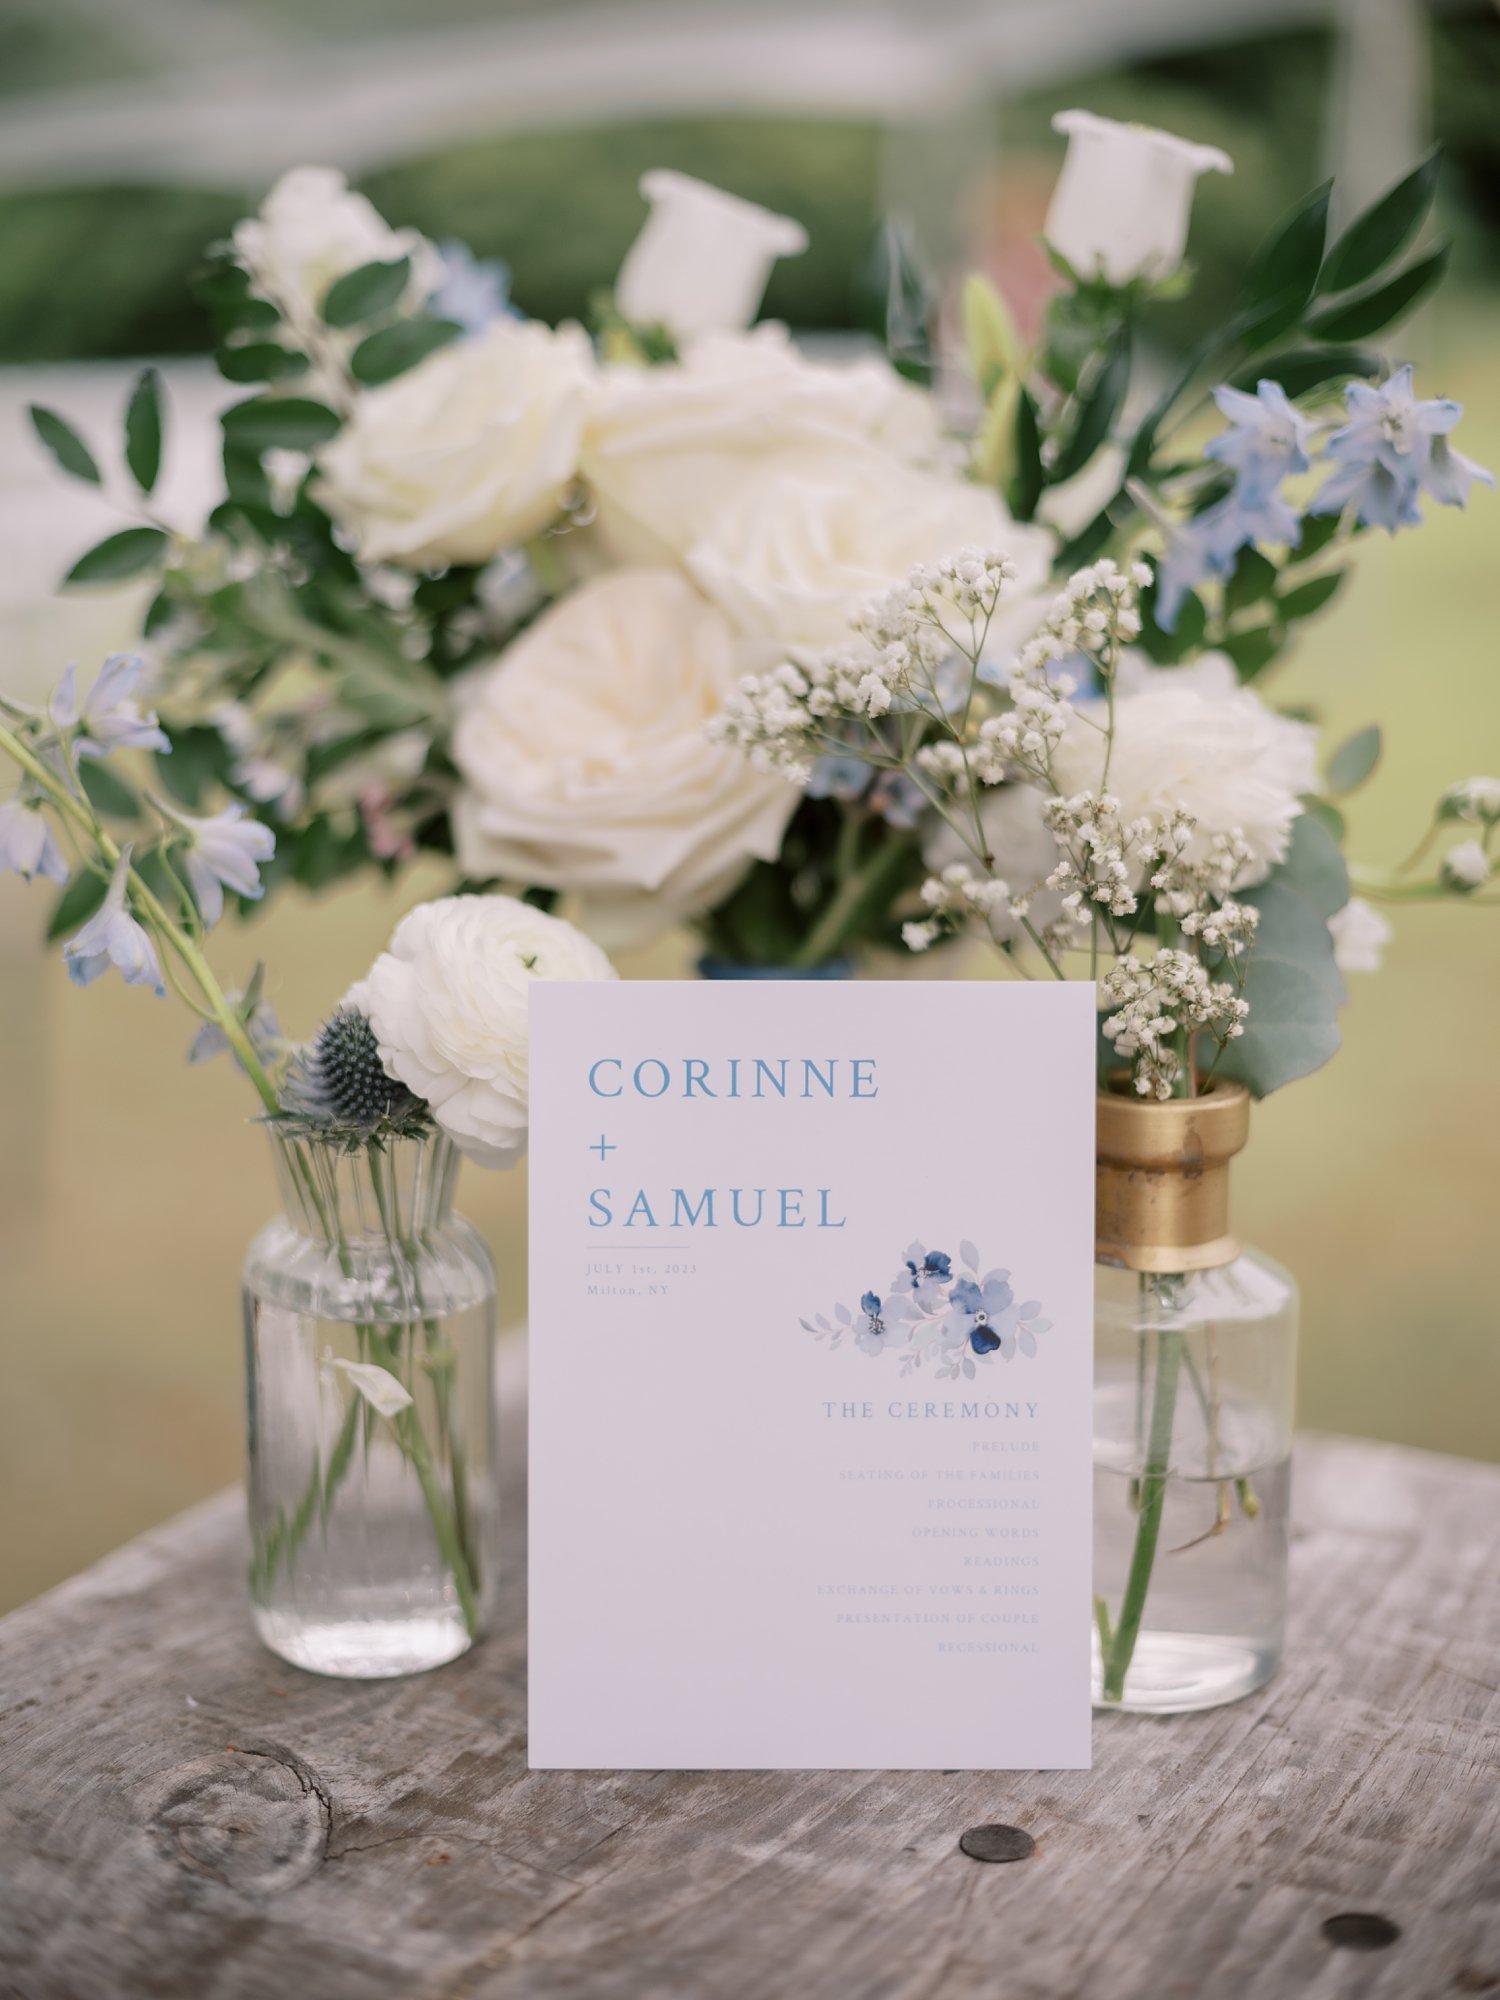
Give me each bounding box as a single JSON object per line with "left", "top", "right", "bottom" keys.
{"left": 315, "top": 319, "right": 594, "bottom": 568}
{"left": 362, "top": 894, "right": 616, "bottom": 1169}
{"left": 615, "top": 171, "right": 808, "bottom": 343}
{"left": 1045, "top": 111, "right": 1231, "bottom": 287}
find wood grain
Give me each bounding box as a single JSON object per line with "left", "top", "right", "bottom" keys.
{"left": 2, "top": 1343, "right": 1497, "bottom": 2000}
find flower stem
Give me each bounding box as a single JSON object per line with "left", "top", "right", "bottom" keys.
{"left": 0, "top": 718, "right": 280, "bottom": 1114}
{"left": 1102, "top": 1314, "right": 1183, "bottom": 1702}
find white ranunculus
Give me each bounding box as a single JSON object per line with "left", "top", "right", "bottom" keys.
{"left": 579, "top": 325, "right": 951, "bottom": 566}
{"left": 315, "top": 319, "right": 594, "bottom": 568}
{"left": 686, "top": 453, "right": 1055, "bottom": 655}
{"left": 362, "top": 894, "right": 616, "bottom": 1168}
{"left": 1050, "top": 674, "right": 1319, "bottom": 888}
{"left": 616, "top": 170, "right": 808, "bottom": 343}
{"left": 233, "top": 166, "right": 441, "bottom": 337}
{"left": 1045, "top": 111, "right": 1232, "bottom": 287}
{"left": 1328, "top": 897, "right": 1392, "bottom": 975}
{"left": 451, "top": 569, "right": 798, "bottom": 946}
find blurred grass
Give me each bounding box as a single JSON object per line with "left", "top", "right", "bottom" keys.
{"left": 1, "top": 306, "right": 1496, "bottom": 1612}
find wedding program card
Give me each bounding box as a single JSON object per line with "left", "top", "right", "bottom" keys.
{"left": 527, "top": 980, "right": 1097, "bottom": 1771}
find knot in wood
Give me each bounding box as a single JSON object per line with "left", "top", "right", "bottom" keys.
{"left": 149, "top": 1748, "right": 330, "bottom": 1896}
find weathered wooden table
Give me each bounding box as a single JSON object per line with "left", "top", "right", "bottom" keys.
{"left": 3, "top": 1348, "right": 1498, "bottom": 2000}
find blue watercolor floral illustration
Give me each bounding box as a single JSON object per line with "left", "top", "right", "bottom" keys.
{"left": 801, "top": 1239, "right": 1051, "bottom": 1379}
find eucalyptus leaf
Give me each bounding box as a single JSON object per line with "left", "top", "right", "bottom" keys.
{"left": 64, "top": 526, "right": 169, "bottom": 585}
{"left": 1319, "top": 151, "right": 1440, "bottom": 298}
{"left": 221, "top": 395, "right": 342, "bottom": 451}
{"left": 124, "top": 367, "right": 163, "bottom": 493}
{"left": 1325, "top": 724, "right": 1382, "bottom": 796}
{"left": 1222, "top": 625, "right": 1282, "bottom": 681}
{"left": 350, "top": 317, "right": 462, "bottom": 386}
{"left": 1305, "top": 245, "right": 1449, "bottom": 343}
{"left": 322, "top": 256, "right": 412, "bottom": 328}
{"left": 1215, "top": 857, "right": 1347, "bottom": 1097}
{"left": 29, "top": 406, "right": 100, "bottom": 485}
{"left": 1278, "top": 810, "right": 1350, "bottom": 918}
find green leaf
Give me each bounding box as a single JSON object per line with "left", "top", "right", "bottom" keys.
{"left": 1305, "top": 245, "right": 1449, "bottom": 343}
{"left": 1320, "top": 151, "right": 1441, "bottom": 298}
{"left": 123, "top": 367, "right": 163, "bottom": 494}
{"left": 1136, "top": 577, "right": 1205, "bottom": 664}
{"left": 1050, "top": 329, "right": 1132, "bottom": 485}
{"left": 349, "top": 317, "right": 462, "bottom": 387}
{"left": 291, "top": 815, "right": 372, "bottom": 890}
{"left": 29, "top": 406, "right": 100, "bottom": 485}
{"left": 1238, "top": 182, "right": 1331, "bottom": 339}
{"left": 1225, "top": 547, "right": 1278, "bottom": 616}
{"left": 156, "top": 726, "right": 230, "bottom": 809}
{"left": 78, "top": 761, "right": 142, "bottom": 821}
{"left": 1229, "top": 347, "right": 1380, "bottom": 400}
{"left": 1293, "top": 512, "right": 1343, "bottom": 562}
{"left": 217, "top": 342, "right": 310, "bottom": 385}
{"left": 1008, "top": 388, "right": 1044, "bottom": 521}
{"left": 221, "top": 396, "right": 342, "bottom": 451}
{"left": 1306, "top": 798, "right": 1346, "bottom": 842}
{"left": 64, "top": 526, "right": 169, "bottom": 585}
{"left": 46, "top": 868, "right": 108, "bottom": 943}
{"left": 1222, "top": 624, "right": 1282, "bottom": 681}
{"left": 223, "top": 439, "right": 273, "bottom": 508}
{"left": 142, "top": 587, "right": 176, "bottom": 638}
{"left": 321, "top": 256, "right": 412, "bottom": 328}
{"left": 1325, "top": 723, "right": 1382, "bottom": 796}
{"left": 1278, "top": 571, "right": 1345, "bottom": 622}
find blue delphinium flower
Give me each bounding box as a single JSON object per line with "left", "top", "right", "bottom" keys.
{"left": 0, "top": 795, "right": 68, "bottom": 884}
{"left": 428, "top": 240, "right": 514, "bottom": 337}
{"left": 49, "top": 654, "right": 170, "bottom": 760}
{"left": 1312, "top": 366, "right": 1495, "bottom": 532}
{"left": 1204, "top": 380, "right": 1314, "bottom": 500}
{"left": 892, "top": 1244, "right": 953, "bottom": 1313}
{"left": 807, "top": 755, "right": 927, "bottom": 830}
{"left": 62, "top": 848, "right": 164, "bottom": 995}
{"left": 942, "top": 1272, "right": 1015, "bottom": 1356}
{"left": 157, "top": 799, "right": 276, "bottom": 926}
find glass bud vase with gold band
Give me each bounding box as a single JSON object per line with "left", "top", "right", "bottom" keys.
{"left": 243, "top": 1127, "right": 499, "bottom": 1678}
{"left": 1092, "top": 1079, "right": 1297, "bottom": 1713}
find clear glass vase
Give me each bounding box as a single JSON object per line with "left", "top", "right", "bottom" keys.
{"left": 243, "top": 1127, "right": 498, "bottom": 1678}
{"left": 1091, "top": 1082, "right": 1298, "bottom": 1714}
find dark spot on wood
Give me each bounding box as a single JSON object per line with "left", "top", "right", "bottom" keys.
{"left": 959, "top": 1823, "right": 1036, "bottom": 1864}
{"left": 1453, "top": 1970, "right": 1500, "bottom": 1994}
{"left": 1321, "top": 1912, "right": 1401, "bottom": 1952}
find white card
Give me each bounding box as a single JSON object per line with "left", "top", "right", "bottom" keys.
{"left": 527, "top": 980, "right": 1097, "bottom": 1770}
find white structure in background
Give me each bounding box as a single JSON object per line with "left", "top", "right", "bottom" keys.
{"left": 0, "top": 0, "right": 1430, "bottom": 221}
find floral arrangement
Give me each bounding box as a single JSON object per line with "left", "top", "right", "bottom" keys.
{"left": 18, "top": 118, "right": 1496, "bottom": 1099}
{"left": 806, "top": 1240, "right": 1050, "bottom": 1380}
{"left": 0, "top": 654, "right": 613, "bottom": 1631}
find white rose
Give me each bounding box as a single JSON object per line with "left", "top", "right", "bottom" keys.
{"left": 1327, "top": 897, "right": 1392, "bottom": 975}
{"left": 1045, "top": 111, "right": 1231, "bottom": 286}
{"left": 451, "top": 569, "right": 798, "bottom": 945}
{"left": 579, "top": 325, "right": 951, "bottom": 566}
{"left": 616, "top": 170, "right": 808, "bottom": 342}
{"left": 1050, "top": 673, "right": 1319, "bottom": 888}
{"left": 686, "top": 453, "right": 1055, "bottom": 655}
{"left": 315, "top": 320, "right": 594, "bottom": 568}
{"left": 362, "top": 894, "right": 616, "bottom": 1168}
{"left": 233, "top": 166, "right": 440, "bottom": 337}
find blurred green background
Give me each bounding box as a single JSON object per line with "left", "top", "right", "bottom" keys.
{"left": 1, "top": 3, "right": 1497, "bottom": 1611}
